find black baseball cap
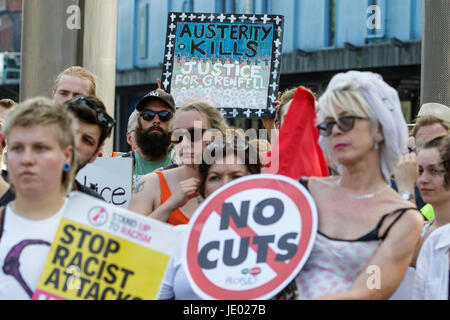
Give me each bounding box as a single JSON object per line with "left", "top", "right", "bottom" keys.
{"left": 135, "top": 89, "right": 176, "bottom": 112}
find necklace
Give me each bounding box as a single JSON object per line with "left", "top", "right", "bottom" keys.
{"left": 337, "top": 178, "right": 391, "bottom": 200}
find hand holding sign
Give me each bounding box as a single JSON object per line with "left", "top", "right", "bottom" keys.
{"left": 183, "top": 174, "right": 317, "bottom": 300}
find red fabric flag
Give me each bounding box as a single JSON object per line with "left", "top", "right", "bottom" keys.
{"left": 264, "top": 86, "right": 329, "bottom": 179}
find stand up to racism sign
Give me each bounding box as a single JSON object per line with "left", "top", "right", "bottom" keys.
{"left": 32, "top": 192, "right": 179, "bottom": 300}
{"left": 161, "top": 13, "right": 284, "bottom": 119}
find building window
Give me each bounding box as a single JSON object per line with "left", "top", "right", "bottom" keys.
{"left": 138, "top": 3, "right": 148, "bottom": 59}
{"left": 183, "top": 0, "right": 193, "bottom": 12}
{"left": 240, "top": 0, "right": 252, "bottom": 14}
{"left": 221, "top": 0, "right": 234, "bottom": 13}
{"left": 326, "top": 0, "right": 336, "bottom": 47}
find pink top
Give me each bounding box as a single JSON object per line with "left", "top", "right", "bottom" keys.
{"left": 295, "top": 233, "right": 380, "bottom": 299}
{"left": 295, "top": 206, "right": 417, "bottom": 299}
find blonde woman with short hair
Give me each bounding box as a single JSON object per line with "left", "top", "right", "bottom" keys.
{"left": 0, "top": 97, "right": 77, "bottom": 300}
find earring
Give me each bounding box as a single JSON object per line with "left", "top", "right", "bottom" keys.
{"left": 374, "top": 143, "right": 379, "bottom": 150}
{"left": 63, "top": 163, "right": 71, "bottom": 171}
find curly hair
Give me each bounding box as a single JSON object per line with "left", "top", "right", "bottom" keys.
{"left": 440, "top": 135, "right": 450, "bottom": 189}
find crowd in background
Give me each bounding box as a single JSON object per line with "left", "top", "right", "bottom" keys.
{"left": 0, "top": 65, "right": 449, "bottom": 300}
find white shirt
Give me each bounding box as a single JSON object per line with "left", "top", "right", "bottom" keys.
{"left": 413, "top": 223, "right": 450, "bottom": 300}
{"left": 158, "top": 225, "right": 202, "bottom": 300}
{"left": 0, "top": 201, "right": 67, "bottom": 300}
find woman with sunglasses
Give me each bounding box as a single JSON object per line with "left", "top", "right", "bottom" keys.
{"left": 294, "top": 71, "right": 424, "bottom": 299}
{"left": 158, "top": 141, "right": 263, "bottom": 299}
{"left": 0, "top": 97, "right": 77, "bottom": 299}
{"left": 129, "top": 101, "right": 228, "bottom": 226}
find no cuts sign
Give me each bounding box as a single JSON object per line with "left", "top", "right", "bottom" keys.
{"left": 183, "top": 174, "right": 318, "bottom": 300}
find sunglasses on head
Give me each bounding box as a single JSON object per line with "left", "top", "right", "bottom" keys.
{"left": 140, "top": 110, "right": 173, "bottom": 122}
{"left": 317, "top": 115, "right": 368, "bottom": 137}
{"left": 170, "top": 127, "right": 207, "bottom": 144}
{"left": 70, "top": 96, "right": 115, "bottom": 134}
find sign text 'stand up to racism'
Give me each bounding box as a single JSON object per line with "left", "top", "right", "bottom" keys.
{"left": 32, "top": 192, "right": 179, "bottom": 300}
{"left": 183, "top": 174, "right": 318, "bottom": 300}
{"left": 162, "top": 13, "right": 284, "bottom": 119}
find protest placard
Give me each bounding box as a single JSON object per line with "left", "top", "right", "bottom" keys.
{"left": 76, "top": 157, "right": 133, "bottom": 208}
{"left": 32, "top": 192, "right": 179, "bottom": 300}
{"left": 161, "top": 12, "right": 284, "bottom": 119}
{"left": 183, "top": 174, "right": 317, "bottom": 300}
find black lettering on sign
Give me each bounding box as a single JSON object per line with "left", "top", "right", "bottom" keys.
{"left": 76, "top": 276, "right": 91, "bottom": 297}
{"left": 111, "top": 188, "right": 126, "bottom": 206}
{"left": 253, "top": 198, "right": 284, "bottom": 225}
{"left": 100, "top": 287, "right": 116, "bottom": 300}
{"left": 216, "top": 25, "right": 228, "bottom": 38}
{"left": 44, "top": 268, "right": 61, "bottom": 289}
{"left": 179, "top": 23, "right": 192, "bottom": 37}
{"left": 253, "top": 235, "right": 275, "bottom": 263}
{"left": 275, "top": 232, "right": 298, "bottom": 261}
{"left": 119, "top": 268, "right": 135, "bottom": 289}
{"left": 52, "top": 245, "right": 70, "bottom": 267}
{"left": 76, "top": 228, "right": 92, "bottom": 249}
{"left": 197, "top": 196, "right": 298, "bottom": 270}
{"left": 104, "top": 263, "right": 119, "bottom": 284}
{"left": 261, "top": 26, "right": 272, "bottom": 41}
{"left": 198, "top": 241, "right": 220, "bottom": 269}
{"left": 61, "top": 224, "right": 76, "bottom": 244}
{"left": 84, "top": 281, "right": 100, "bottom": 300}
{"left": 100, "top": 187, "right": 111, "bottom": 198}
{"left": 191, "top": 40, "right": 206, "bottom": 55}
{"left": 220, "top": 200, "right": 250, "bottom": 230}
{"left": 223, "top": 237, "right": 249, "bottom": 266}
{"left": 84, "top": 256, "right": 99, "bottom": 277}
{"left": 89, "top": 235, "right": 105, "bottom": 254}
{"left": 206, "top": 24, "right": 216, "bottom": 39}
{"left": 67, "top": 251, "right": 83, "bottom": 267}
{"left": 246, "top": 41, "right": 258, "bottom": 58}
{"left": 104, "top": 239, "right": 120, "bottom": 258}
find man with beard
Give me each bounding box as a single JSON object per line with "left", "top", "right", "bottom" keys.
{"left": 129, "top": 89, "right": 176, "bottom": 192}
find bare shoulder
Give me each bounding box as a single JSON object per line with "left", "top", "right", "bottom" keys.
{"left": 384, "top": 203, "right": 424, "bottom": 242}
{"left": 129, "top": 172, "right": 161, "bottom": 215}
{"left": 386, "top": 192, "right": 424, "bottom": 227}
{"left": 162, "top": 166, "right": 186, "bottom": 187}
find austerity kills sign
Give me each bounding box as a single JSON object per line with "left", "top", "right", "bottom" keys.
{"left": 162, "top": 12, "right": 284, "bottom": 119}
{"left": 32, "top": 192, "right": 179, "bottom": 300}
{"left": 183, "top": 174, "right": 317, "bottom": 300}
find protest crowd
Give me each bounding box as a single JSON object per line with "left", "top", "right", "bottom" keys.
{"left": 0, "top": 15, "right": 450, "bottom": 303}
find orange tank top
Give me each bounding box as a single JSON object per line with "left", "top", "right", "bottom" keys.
{"left": 155, "top": 171, "right": 189, "bottom": 226}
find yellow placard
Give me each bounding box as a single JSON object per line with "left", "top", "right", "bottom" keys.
{"left": 34, "top": 218, "right": 170, "bottom": 300}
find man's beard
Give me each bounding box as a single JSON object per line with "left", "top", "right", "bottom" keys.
{"left": 135, "top": 123, "right": 171, "bottom": 159}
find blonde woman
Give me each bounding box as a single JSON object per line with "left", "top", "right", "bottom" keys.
{"left": 129, "top": 101, "right": 228, "bottom": 225}
{"left": 295, "top": 71, "right": 423, "bottom": 299}
{"left": 0, "top": 97, "right": 77, "bottom": 299}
